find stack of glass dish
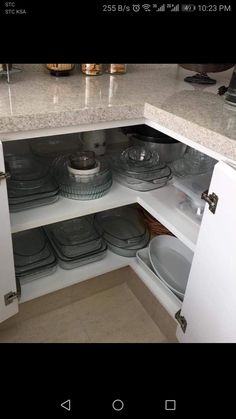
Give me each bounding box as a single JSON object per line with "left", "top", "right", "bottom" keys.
{"left": 6, "top": 155, "right": 59, "bottom": 212}
{"left": 12, "top": 228, "right": 57, "bottom": 284}
{"left": 169, "top": 146, "right": 217, "bottom": 177}
{"left": 30, "top": 134, "right": 82, "bottom": 163}
{"left": 111, "top": 146, "right": 172, "bottom": 191}
{"left": 44, "top": 215, "right": 107, "bottom": 269}
{"left": 173, "top": 172, "right": 213, "bottom": 221}
{"left": 94, "top": 206, "right": 150, "bottom": 257}
{"left": 52, "top": 154, "right": 112, "bottom": 200}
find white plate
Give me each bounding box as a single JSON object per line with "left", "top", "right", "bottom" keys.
{"left": 148, "top": 235, "right": 193, "bottom": 298}
{"left": 136, "top": 247, "right": 183, "bottom": 303}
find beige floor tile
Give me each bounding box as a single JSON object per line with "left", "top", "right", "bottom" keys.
{"left": 71, "top": 283, "right": 166, "bottom": 343}
{"left": 0, "top": 303, "right": 89, "bottom": 343}
{"left": 0, "top": 270, "right": 173, "bottom": 343}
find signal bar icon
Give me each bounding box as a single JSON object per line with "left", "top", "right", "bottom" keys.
{"left": 169, "top": 4, "right": 180, "bottom": 12}
{"left": 156, "top": 4, "right": 165, "bottom": 11}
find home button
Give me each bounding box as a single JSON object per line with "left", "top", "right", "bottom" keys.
{"left": 112, "top": 399, "right": 124, "bottom": 412}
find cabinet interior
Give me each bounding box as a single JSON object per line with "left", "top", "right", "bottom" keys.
{"left": 2, "top": 126, "right": 216, "bottom": 318}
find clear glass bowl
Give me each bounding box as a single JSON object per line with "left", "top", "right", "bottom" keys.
{"left": 120, "top": 146, "right": 160, "bottom": 168}
{"left": 182, "top": 147, "right": 216, "bottom": 175}
{"left": 69, "top": 151, "right": 96, "bottom": 170}
{"left": 112, "top": 158, "right": 172, "bottom": 181}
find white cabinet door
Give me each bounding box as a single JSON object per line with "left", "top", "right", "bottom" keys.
{"left": 176, "top": 161, "right": 236, "bottom": 342}
{"left": 0, "top": 142, "right": 19, "bottom": 322}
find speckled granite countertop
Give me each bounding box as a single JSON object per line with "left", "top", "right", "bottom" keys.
{"left": 0, "top": 64, "right": 236, "bottom": 161}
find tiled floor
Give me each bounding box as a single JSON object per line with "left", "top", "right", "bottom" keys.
{"left": 0, "top": 268, "right": 177, "bottom": 343}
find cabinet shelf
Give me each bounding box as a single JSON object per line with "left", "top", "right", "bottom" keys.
{"left": 19, "top": 249, "right": 181, "bottom": 320}
{"left": 10, "top": 181, "right": 200, "bottom": 251}
{"left": 20, "top": 250, "right": 131, "bottom": 303}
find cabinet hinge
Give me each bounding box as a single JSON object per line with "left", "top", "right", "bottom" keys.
{"left": 175, "top": 309, "right": 187, "bottom": 333}
{"left": 4, "top": 291, "right": 19, "bottom": 306}
{"left": 201, "top": 191, "right": 218, "bottom": 214}
{"left": 0, "top": 171, "right": 11, "bottom": 182}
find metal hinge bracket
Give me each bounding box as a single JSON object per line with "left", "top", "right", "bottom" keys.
{"left": 201, "top": 191, "right": 218, "bottom": 214}
{"left": 175, "top": 309, "right": 187, "bottom": 333}
{"left": 0, "top": 171, "right": 11, "bottom": 181}
{"left": 4, "top": 291, "right": 19, "bottom": 306}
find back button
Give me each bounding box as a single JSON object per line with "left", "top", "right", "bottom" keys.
{"left": 60, "top": 399, "right": 71, "bottom": 411}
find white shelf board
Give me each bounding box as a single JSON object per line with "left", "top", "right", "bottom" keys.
{"left": 19, "top": 249, "right": 181, "bottom": 321}
{"left": 11, "top": 182, "right": 200, "bottom": 251}
{"left": 10, "top": 181, "right": 138, "bottom": 233}
{"left": 137, "top": 184, "right": 199, "bottom": 251}
{"left": 20, "top": 250, "right": 131, "bottom": 303}
{"left": 130, "top": 259, "right": 182, "bottom": 320}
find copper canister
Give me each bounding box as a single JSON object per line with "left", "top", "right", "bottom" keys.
{"left": 46, "top": 64, "right": 75, "bottom": 76}
{"left": 81, "top": 64, "right": 103, "bottom": 76}
{"left": 107, "top": 64, "right": 127, "bottom": 74}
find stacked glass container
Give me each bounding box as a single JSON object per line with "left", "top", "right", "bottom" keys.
{"left": 94, "top": 206, "right": 150, "bottom": 257}
{"left": 6, "top": 155, "right": 59, "bottom": 212}
{"left": 12, "top": 228, "right": 57, "bottom": 284}
{"left": 44, "top": 215, "right": 107, "bottom": 269}
{"left": 111, "top": 145, "right": 172, "bottom": 191}
{"left": 52, "top": 153, "right": 112, "bottom": 200}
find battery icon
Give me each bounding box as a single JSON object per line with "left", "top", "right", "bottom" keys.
{"left": 182, "top": 4, "right": 196, "bottom": 12}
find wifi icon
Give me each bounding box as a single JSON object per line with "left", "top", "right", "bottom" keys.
{"left": 142, "top": 4, "right": 151, "bottom": 11}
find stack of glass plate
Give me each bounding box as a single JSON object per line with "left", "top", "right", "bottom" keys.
{"left": 30, "top": 134, "right": 82, "bottom": 163}
{"left": 111, "top": 146, "right": 172, "bottom": 191}
{"left": 6, "top": 155, "right": 59, "bottom": 212}
{"left": 44, "top": 215, "right": 107, "bottom": 269}
{"left": 52, "top": 155, "right": 112, "bottom": 200}
{"left": 12, "top": 228, "right": 57, "bottom": 284}
{"left": 169, "top": 146, "right": 217, "bottom": 178}
{"left": 94, "top": 206, "right": 150, "bottom": 257}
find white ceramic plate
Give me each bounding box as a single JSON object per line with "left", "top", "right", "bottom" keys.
{"left": 148, "top": 235, "right": 193, "bottom": 298}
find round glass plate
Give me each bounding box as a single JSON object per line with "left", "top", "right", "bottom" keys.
{"left": 6, "top": 155, "right": 49, "bottom": 181}
{"left": 30, "top": 135, "right": 81, "bottom": 157}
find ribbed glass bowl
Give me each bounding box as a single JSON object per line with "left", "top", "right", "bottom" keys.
{"left": 59, "top": 179, "right": 112, "bottom": 200}
{"left": 52, "top": 155, "right": 112, "bottom": 185}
